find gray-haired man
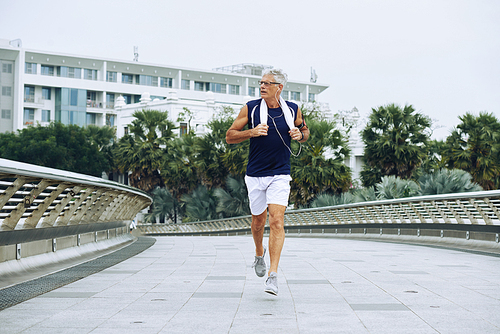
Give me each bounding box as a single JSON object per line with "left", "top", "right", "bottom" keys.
{"left": 226, "top": 69, "right": 309, "bottom": 295}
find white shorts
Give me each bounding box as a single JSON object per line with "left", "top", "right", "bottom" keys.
{"left": 245, "top": 175, "right": 292, "bottom": 215}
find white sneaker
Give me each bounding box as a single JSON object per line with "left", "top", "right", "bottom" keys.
{"left": 264, "top": 272, "right": 278, "bottom": 295}
{"left": 252, "top": 247, "right": 266, "bottom": 277}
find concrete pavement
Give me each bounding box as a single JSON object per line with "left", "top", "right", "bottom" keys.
{"left": 1, "top": 235, "right": 500, "bottom": 333}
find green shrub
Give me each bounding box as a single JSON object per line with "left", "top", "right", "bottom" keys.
{"left": 418, "top": 169, "right": 482, "bottom": 195}
{"left": 310, "top": 192, "right": 355, "bottom": 208}
{"left": 376, "top": 175, "right": 419, "bottom": 200}
{"left": 353, "top": 187, "right": 377, "bottom": 203}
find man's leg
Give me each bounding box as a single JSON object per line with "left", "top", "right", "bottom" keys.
{"left": 251, "top": 209, "right": 267, "bottom": 257}
{"left": 267, "top": 203, "right": 286, "bottom": 275}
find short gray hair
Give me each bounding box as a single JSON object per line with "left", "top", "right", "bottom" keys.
{"left": 263, "top": 68, "right": 288, "bottom": 86}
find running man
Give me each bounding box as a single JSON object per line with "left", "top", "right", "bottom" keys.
{"left": 226, "top": 68, "right": 309, "bottom": 295}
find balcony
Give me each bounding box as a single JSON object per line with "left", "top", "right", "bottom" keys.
{"left": 86, "top": 100, "right": 103, "bottom": 108}
{"left": 24, "top": 97, "right": 44, "bottom": 106}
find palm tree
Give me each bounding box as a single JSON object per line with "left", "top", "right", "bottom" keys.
{"left": 361, "top": 103, "right": 431, "bottom": 187}
{"left": 214, "top": 176, "right": 250, "bottom": 217}
{"left": 290, "top": 118, "right": 352, "bottom": 207}
{"left": 443, "top": 112, "right": 500, "bottom": 190}
{"left": 194, "top": 115, "right": 232, "bottom": 189}
{"left": 114, "top": 109, "right": 175, "bottom": 193}
{"left": 181, "top": 185, "right": 219, "bottom": 222}
{"left": 222, "top": 141, "right": 249, "bottom": 178}
{"left": 144, "top": 187, "right": 178, "bottom": 224}
{"left": 413, "top": 139, "right": 447, "bottom": 179}
{"left": 84, "top": 125, "right": 115, "bottom": 151}
{"left": 85, "top": 125, "right": 117, "bottom": 174}
{"left": 162, "top": 133, "right": 200, "bottom": 200}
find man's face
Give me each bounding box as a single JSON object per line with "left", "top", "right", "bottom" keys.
{"left": 260, "top": 74, "right": 282, "bottom": 99}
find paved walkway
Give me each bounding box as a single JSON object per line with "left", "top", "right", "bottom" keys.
{"left": 1, "top": 235, "right": 500, "bottom": 333}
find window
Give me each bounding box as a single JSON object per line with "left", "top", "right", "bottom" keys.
{"left": 106, "top": 93, "right": 115, "bottom": 108}
{"left": 24, "top": 86, "right": 35, "bottom": 102}
{"left": 208, "top": 83, "right": 226, "bottom": 93}
{"left": 86, "top": 113, "right": 97, "bottom": 125}
{"left": 57, "top": 66, "right": 81, "bottom": 78}
{"left": 2, "top": 63, "right": 12, "bottom": 73}
{"left": 25, "top": 62, "right": 36, "bottom": 74}
{"left": 124, "top": 127, "right": 129, "bottom": 135}
{"left": 106, "top": 71, "right": 117, "bottom": 82}
{"left": 41, "top": 65, "right": 54, "bottom": 76}
{"left": 84, "top": 69, "right": 97, "bottom": 80}
{"left": 70, "top": 89, "right": 78, "bottom": 106}
{"left": 150, "top": 95, "right": 165, "bottom": 101}
{"left": 251, "top": 68, "right": 263, "bottom": 76}
{"left": 87, "top": 91, "right": 99, "bottom": 107}
{"left": 1, "top": 109, "right": 11, "bottom": 119}
{"left": 69, "top": 67, "right": 81, "bottom": 79}
{"left": 181, "top": 79, "right": 190, "bottom": 90}
{"left": 194, "top": 81, "right": 227, "bottom": 93}
{"left": 123, "top": 94, "right": 132, "bottom": 104}
{"left": 248, "top": 87, "right": 256, "bottom": 96}
{"left": 87, "top": 91, "right": 97, "bottom": 101}
{"left": 2, "top": 86, "right": 12, "bottom": 97}
{"left": 281, "top": 90, "right": 289, "bottom": 99}
{"left": 229, "top": 84, "right": 240, "bottom": 95}
{"left": 42, "top": 87, "right": 51, "bottom": 100}
{"left": 194, "top": 81, "right": 204, "bottom": 91}
{"left": 160, "top": 77, "right": 172, "bottom": 88}
{"left": 122, "top": 73, "right": 133, "bottom": 84}
{"left": 290, "top": 91, "right": 301, "bottom": 101}
{"left": 308, "top": 93, "right": 316, "bottom": 102}
{"left": 106, "top": 114, "right": 116, "bottom": 127}
{"left": 135, "top": 75, "right": 158, "bottom": 86}
{"left": 42, "top": 110, "right": 50, "bottom": 122}
{"left": 24, "top": 108, "right": 35, "bottom": 125}
{"left": 180, "top": 122, "right": 188, "bottom": 136}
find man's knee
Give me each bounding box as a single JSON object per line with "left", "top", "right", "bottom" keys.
{"left": 268, "top": 214, "right": 284, "bottom": 230}
{"left": 251, "top": 211, "right": 267, "bottom": 231}
{"left": 269, "top": 220, "right": 284, "bottom": 232}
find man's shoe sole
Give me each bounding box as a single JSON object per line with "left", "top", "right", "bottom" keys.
{"left": 264, "top": 288, "right": 278, "bottom": 296}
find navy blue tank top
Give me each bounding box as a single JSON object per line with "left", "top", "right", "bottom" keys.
{"left": 246, "top": 99, "right": 298, "bottom": 177}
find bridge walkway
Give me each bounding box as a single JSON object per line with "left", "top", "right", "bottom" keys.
{"left": 1, "top": 235, "right": 500, "bottom": 333}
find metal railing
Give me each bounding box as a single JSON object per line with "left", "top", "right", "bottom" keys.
{"left": 0, "top": 158, "right": 152, "bottom": 234}
{"left": 139, "top": 190, "right": 500, "bottom": 242}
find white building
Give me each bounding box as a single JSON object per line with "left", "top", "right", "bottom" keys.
{"left": 0, "top": 38, "right": 365, "bottom": 184}
{"left": 0, "top": 39, "right": 329, "bottom": 136}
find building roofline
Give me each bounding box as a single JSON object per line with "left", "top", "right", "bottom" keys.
{"left": 9, "top": 46, "right": 328, "bottom": 88}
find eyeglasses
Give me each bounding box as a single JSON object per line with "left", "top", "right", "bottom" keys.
{"left": 259, "top": 81, "right": 280, "bottom": 86}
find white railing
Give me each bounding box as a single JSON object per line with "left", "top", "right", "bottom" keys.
{"left": 139, "top": 191, "right": 500, "bottom": 243}
{"left": 0, "top": 158, "right": 151, "bottom": 232}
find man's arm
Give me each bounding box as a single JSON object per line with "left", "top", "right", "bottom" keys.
{"left": 290, "top": 107, "right": 309, "bottom": 143}
{"left": 226, "top": 105, "right": 269, "bottom": 144}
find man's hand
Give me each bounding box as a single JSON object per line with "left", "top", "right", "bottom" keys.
{"left": 252, "top": 124, "right": 269, "bottom": 137}
{"left": 289, "top": 127, "right": 302, "bottom": 141}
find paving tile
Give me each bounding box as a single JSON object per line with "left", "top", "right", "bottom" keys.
{"left": 350, "top": 303, "right": 409, "bottom": 311}
{"left": 192, "top": 292, "right": 242, "bottom": 298}
{"left": 39, "top": 291, "right": 98, "bottom": 298}
{"left": 205, "top": 275, "right": 246, "bottom": 280}
{"left": 2, "top": 236, "right": 500, "bottom": 334}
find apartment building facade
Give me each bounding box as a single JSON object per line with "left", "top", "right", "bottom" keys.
{"left": 0, "top": 39, "right": 330, "bottom": 138}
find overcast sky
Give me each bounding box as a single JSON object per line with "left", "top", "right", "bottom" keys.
{"left": 2, "top": 0, "right": 499, "bottom": 140}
